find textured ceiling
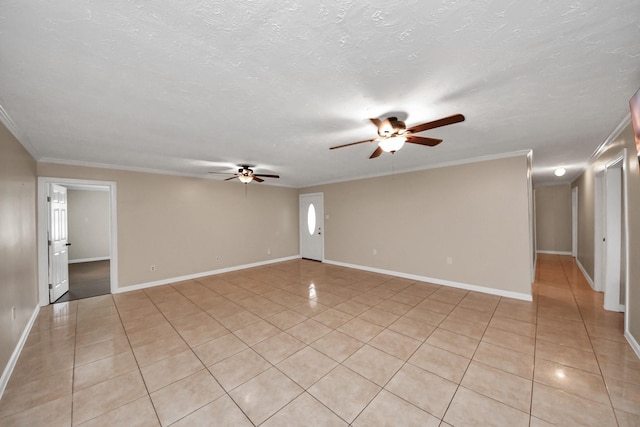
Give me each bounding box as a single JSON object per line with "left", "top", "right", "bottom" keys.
{"left": 1, "top": 0, "right": 639, "bottom": 187}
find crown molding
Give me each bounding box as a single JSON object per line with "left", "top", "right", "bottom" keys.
{"left": 589, "top": 112, "right": 632, "bottom": 163}
{"left": 0, "top": 102, "right": 40, "bottom": 159}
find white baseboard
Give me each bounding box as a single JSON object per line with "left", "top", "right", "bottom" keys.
{"left": 0, "top": 304, "right": 39, "bottom": 400}
{"left": 625, "top": 330, "right": 640, "bottom": 360}
{"left": 536, "top": 250, "right": 572, "bottom": 256}
{"left": 576, "top": 258, "right": 596, "bottom": 291}
{"left": 323, "top": 259, "right": 532, "bottom": 302}
{"left": 68, "top": 256, "right": 111, "bottom": 264}
{"left": 113, "top": 255, "right": 301, "bottom": 294}
{"left": 604, "top": 303, "right": 625, "bottom": 313}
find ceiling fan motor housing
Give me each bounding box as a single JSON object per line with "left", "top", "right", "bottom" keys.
{"left": 379, "top": 117, "right": 406, "bottom": 137}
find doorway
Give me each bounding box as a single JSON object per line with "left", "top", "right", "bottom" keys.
{"left": 299, "top": 193, "right": 324, "bottom": 261}
{"left": 594, "top": 153, "right": 627, "bottom": 312}
{"left": 37, "top": 178, "right": 118, "bottom": 306}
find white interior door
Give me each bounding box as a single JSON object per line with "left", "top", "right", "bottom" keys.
{"left": 49, "top": 184, "right": 70, "bottom": 302}
{"left": 300, "top": 193, "right": 324, "bottom": 261}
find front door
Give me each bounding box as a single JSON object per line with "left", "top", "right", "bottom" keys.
{"left": 49, "top": 184, "right": 70, "bottom": 302}
{"left": 300, "top": 193, "right": 324, "bottom": 261}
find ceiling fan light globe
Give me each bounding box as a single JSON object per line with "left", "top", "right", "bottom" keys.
{"left": 378, "top": 136, "right": 406, "bottom": 153}
{"left": 238, "top": 175, "right": 253, "bottom": 183}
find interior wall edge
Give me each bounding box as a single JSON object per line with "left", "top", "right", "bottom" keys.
{"left": 625, "top": 331, "right": 640, "bottom": 360}
{"left": 324, "top": 259, "right": 533, "bottom": 302}
{"left": 576, "top": 257, "right": 596, "bottom": 291}
{"left": 111, "top": 255, "right": 301, "bottom": 294}
{"left": 0, "top": 304, "right": 39, "bottom": 401}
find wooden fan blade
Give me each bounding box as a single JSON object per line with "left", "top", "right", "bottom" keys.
{"left": 253, "top": 177, "right": 264, "bottom": 183}
{"left": 224, "top": 176, "right": 238, "bottom": 181}
{"left": 406, "top": 135, "right": 443, "bottom": 147}
{"left": 406, "top": 114, "right": 465, "bottom": 134}
{"left": 330, "top": 138, "right": 376, "bottom": 150}
{"left": 254, "top": 174, "right": 280, "bottom": 179}
{"left": 369, "top": 146, "right": 384, "bottom": 159}
{"left": 369, "top": 118, "right": 382, "bottom": 128}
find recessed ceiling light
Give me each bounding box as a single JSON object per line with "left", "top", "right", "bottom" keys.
{"left": 554, "top": 167, "right": 566, "bottom": 177}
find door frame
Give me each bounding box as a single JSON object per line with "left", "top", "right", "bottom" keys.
{"left": 299, "top": 192, "right": 324, "bottom": 261}
{"left": 571, "top": 186, "right": 578, "bottom": 257}
{"left": 594, "top": 150, "right": 628, "bottom": 313}
{"left": 594, "top": 169, "right": 605, "bottom": 292}
{"left": 37, "top": 177, "right": 118, "bottom": 306}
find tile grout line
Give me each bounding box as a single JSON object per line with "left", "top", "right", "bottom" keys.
{"left": 270, "top": 276, "right": 431, "bottom": 425}
{"left": 110, "top": 294, "right": 164, "bottom": 427}
{"left": 558, "top": 257, "right": 622, "bottom": 427}
{"left": 71, "top": 301, "right": 79, "bottom": 426}
{"left": 170, "top": 278, "right": 318, "bottom": 426}
{"left": 438, "top": 292, "right": 502, "bottom": 424}
{"left": 529, "top": 258, "right": 540, "bottom": 427}
{"left": 143, "top": 284, "right": 256, "bottom": 427}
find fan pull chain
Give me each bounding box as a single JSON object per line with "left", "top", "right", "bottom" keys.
{"left": 392, "top": 154, "right": 395, "bottom": 176}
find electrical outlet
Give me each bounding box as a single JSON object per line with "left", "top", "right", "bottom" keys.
{"left": 150, "top": 265, "right": 156, "bottom": 272}
{"left": 11, "top": 306, "right": 16, "bottom": 320}
{"left": 216, "top": 256, "right": 220, "bottom": 261}
{"left": 446, "top": 257, "right": 453, "bottom": 265}
{"left": 267, "top": 248, "right": 271, "bottom": 255}
{"left": 372, "top": 249, "right": 377, "bottom": 256}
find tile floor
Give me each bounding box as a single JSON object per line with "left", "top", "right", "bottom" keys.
{"left": 1, "top": 254, "right": 639, "bottom": 426}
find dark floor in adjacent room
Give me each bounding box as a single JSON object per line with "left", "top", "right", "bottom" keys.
{"left": 55, "top": 260, "right": 111, "bottom": 303}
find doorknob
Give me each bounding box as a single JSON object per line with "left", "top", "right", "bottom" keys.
{"left": 65, "top": 243, "right": 72, "bottom": 246}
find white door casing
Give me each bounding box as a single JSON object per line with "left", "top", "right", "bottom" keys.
{"left": 49, "top": 184, "right": 70, "bottom": 302}
{"left": 603, "top": 161, "right": 624, "bottom": 312}
{"left": 300, "top": 193, "right": 324, "bottom": 261}
{"left": 594, "top": 170, "right": 605, "bottom": 292}
{"left": 572, "top": 187, "right": 578, "bottom": 257}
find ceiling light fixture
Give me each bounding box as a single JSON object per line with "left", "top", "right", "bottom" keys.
{"left": 238, "top": 174, "right": 253, "bottom": 184}
{"left": 378, "top": 136, "right": 407, "bottom": 153}
{"left": 554, "top": 167, "right": 566, "bottom": 177}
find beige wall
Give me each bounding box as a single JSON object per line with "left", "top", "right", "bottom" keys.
{"left": 37, "top": 163, "right": 299, "bottom": 288}
{"left": 0, "top": 122, "right": 38, "bottom": 376}
{"left": 535, "top": 184, "right": 572, "bottom": 253}
{"left": 68, "top": 189, "right": 110, "bottom": 261}
{"left": 302, "top": 155, "right": 533, "bottom": 297}
{"left": 573, "top": 121, "right": 640, "bottom": 345}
